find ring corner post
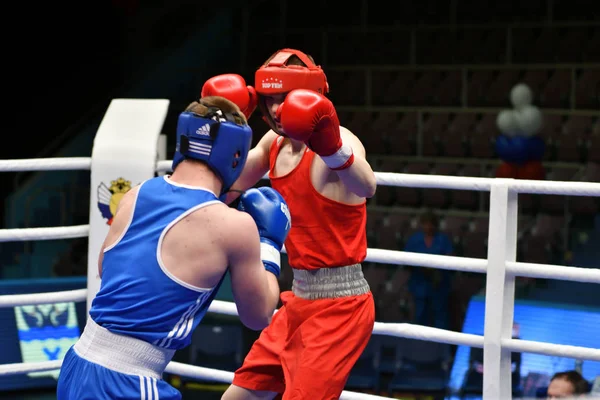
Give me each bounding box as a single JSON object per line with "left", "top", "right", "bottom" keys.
{"left": 86, "top": 98, "right": 170, "bottom": 312}
{"left": 483, "top": 180, "right": 519, "bottom": 399}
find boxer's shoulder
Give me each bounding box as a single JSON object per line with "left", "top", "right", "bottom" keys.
{"left": 183, "top": 202, "right": 251, "bottom": 234}
{"left": 339, "top": 126, "right": 367, "bottom": 157}
{"left": 169, "top": 202, "right": 252, "bottom": 252}
{"left": 220, "top": 207, "right": 261, "bottom": 256}
{"left": 339, "top": 125, "right": 357, "bottom": 140}
{"left": 182, "top": 200, "right": 229, "bottom": 224}
{"left": 257, "top": 129, "right": 279, "bottom": 151}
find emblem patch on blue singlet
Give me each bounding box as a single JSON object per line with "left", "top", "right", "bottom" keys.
{"left": 97, "top": 177, "right": 132, "bottom": 225}
{"left": 14, "top": 302, "right": 80, "bottom": 379}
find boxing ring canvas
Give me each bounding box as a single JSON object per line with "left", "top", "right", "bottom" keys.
{"left": 0, "top": 98, "right": 599, "bottom": 399}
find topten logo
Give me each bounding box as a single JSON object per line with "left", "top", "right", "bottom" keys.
{"left": 196, "top": 124, "right": 211, "bottom": 136}
{"left": 262, "top": 78, "right": 283, "bottom": 89}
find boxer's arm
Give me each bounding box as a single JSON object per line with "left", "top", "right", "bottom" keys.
{"left": 222, "top": 130, "right": 278, "bottom": 204}
{"left": 276, "top": 90, "right": 376, "bottom": 199}
{"left": 227, "top": 212, "right": 280, "bottom": 330}
{"left": 332, "top": 127, "right": 377, "bottom": 198}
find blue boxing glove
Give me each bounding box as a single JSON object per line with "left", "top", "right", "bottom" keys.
{"left": 238, "top": 187, "right": 291, "bottom": 277}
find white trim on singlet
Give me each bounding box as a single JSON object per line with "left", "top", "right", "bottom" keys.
{"left": 103, "top": 180, "right": 147, "bottom": 252}
{"left": 163, "top": 175, "right": 217, "bottom": 196}
{"left": 156, "top": 200, "right": 222, "bottom": 293}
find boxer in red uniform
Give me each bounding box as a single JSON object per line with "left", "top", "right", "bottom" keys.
{"left": 202, "top": 49, "right": 377, "bottom": 400}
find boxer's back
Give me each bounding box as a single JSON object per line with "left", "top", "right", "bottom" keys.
{"left": 90, "top": 175, "right": 228, "bottom": 350}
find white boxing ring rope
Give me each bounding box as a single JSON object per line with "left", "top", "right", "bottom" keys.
{"left": 1, "top": 158, "right": 600, "bottom": 400}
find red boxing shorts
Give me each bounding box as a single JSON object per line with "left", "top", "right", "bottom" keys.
{"left": 232, "top": 290, "right": 375, "bottom": 400}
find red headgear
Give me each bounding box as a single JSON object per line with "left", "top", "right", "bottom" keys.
{"left": 255, "top": 48, "right": 329, "bottom": 95}
{"left": 255, "top": 48, "right": 329, "bottom": 134}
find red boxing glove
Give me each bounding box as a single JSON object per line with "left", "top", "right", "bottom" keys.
{"left": 276, "top": 89, "right": 354, "bottom": 170}
{"left": 201, "top": 74, "right": 257, "bottom": 119}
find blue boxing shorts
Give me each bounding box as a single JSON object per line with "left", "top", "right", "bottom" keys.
{"left": 57, "top": 318, "right": 181, "bottom": 400}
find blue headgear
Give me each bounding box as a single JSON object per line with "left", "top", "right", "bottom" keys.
{"left": 172, "top": 106, "right": 252, "bottom": 195}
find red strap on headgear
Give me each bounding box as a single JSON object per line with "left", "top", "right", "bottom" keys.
{"left": 255, "top": 49, "right": 329, "bottom": 95}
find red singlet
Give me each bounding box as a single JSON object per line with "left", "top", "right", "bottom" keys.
{"left": 268, "top": 137, "right": 367, "bottom": 270}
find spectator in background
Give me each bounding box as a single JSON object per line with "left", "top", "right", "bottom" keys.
{"left": 403, "top": 211, "right": 454, "bottom": 329}
{"left": 546, "top": 370, "right": 589, "bottom": 399}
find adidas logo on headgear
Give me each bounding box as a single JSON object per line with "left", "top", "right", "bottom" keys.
{"left": 195, "top": 124, "right": 211, "bottom": 136}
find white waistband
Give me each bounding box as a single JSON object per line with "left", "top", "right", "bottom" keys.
{"left": 73, "top": 317, "right": 175, "bottom": 380}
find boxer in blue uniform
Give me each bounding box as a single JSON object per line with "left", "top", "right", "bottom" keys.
{"left": 56, "top": 96, "right": 291, "bottom": 400}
